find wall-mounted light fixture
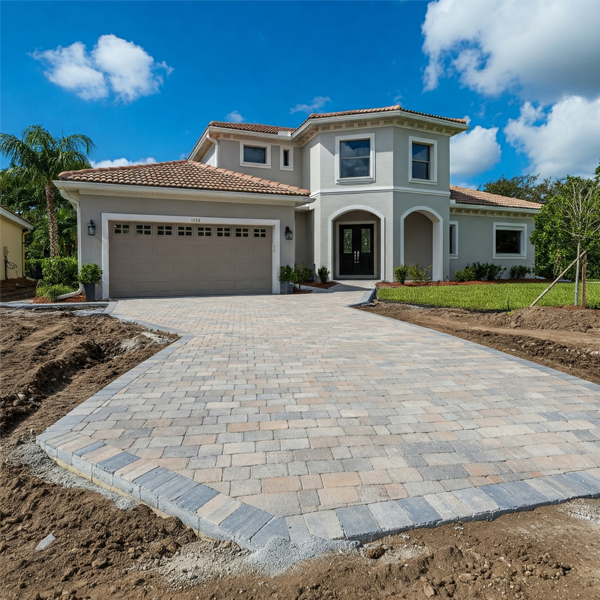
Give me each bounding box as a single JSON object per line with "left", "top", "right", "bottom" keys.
{"left": 87, "top": 220, "right": 96, "bottom": 236}
{"left": 285, "top": 226, "right": 293, "bottom": 241}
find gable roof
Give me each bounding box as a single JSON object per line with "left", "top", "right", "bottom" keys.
{"left": 450, "top": 185, "right": 542, "bottom": 210}
{"left": 58, "top": 160, "right": 310, "bottom": 197}
{"left": 0, "top": 204, "right": 33, "bottom": 229}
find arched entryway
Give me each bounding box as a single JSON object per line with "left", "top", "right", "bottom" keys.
{"left": 328, "top": 206, "right": 385, "bottom": 280}
{"left": 400, "top": 207, "right": 443, "bottom": 281}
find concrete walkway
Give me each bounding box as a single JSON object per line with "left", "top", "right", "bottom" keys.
{"left": 39, "top": 284, "right": 600, "bottom": 548}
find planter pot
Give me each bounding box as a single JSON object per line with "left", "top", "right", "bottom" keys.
{"left": 83, "top": 283, "right": 96, "bottom": 302}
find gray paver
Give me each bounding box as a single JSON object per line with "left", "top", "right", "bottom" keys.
{"left": 398, "top": 497, "right": 442, "bottom": 527}
{"left": 368, "top": 501, "right": 413, "bottom": 532}
{"left": 220, "top": 504, "right": 272, "bottom": 540}
{"left": 336, "top": 505, "right": 380, "bottom": 540}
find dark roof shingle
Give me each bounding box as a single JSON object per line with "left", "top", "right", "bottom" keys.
{"left": 450, "top": 185, "right": 542, "bottom": 210}
{"left": 58, "top": 160, "right": 310, "bottom": 197}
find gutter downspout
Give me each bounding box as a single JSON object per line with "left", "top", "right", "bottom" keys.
{"left": 207, "top": 133, "right": 219, "bottom": 167}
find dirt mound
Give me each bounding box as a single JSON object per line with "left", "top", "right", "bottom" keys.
{"left": 0, "top": 278, "right": 37, "bottom": 302}
{"left": 0, "top": 310, "right": 177, "bottom": 434}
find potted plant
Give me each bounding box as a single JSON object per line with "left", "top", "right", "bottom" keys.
{"left": 79, "top": 263, "right": 103, "bottom": 301}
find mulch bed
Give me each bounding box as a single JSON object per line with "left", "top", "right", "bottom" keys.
{"left": 32, "top": 294, "right": 89, "bottom": 304}
{"left": 378, "top": 279, "right": 553, "bottom": 288}
{"left": 305, "top": 281, "right": 339, "bottom": 289}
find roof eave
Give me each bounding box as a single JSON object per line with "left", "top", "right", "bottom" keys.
{"left": 292, "top": 110, "right": 469, "bottom": 140}
{"left": 450, "top": 203, "right": 541, "bottom": 215}
{"left": 0, "top": 205, "right": 33, "bottom": 229}
{"left": 53, "top": 179, "right": 313, "bottom": 207}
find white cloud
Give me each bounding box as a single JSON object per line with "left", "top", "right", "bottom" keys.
{"left": 33, "top": 42, "right": 108, "bottom": 100}
{"left": 91, "top": 157, "right": 157, "bottom": 169}
{"left": 226, "top": 110, "right": 244, "bottom": 123}
{"left": 33, "top": 35, "right": 172, "bottom": 102}
{"left": 422, "top": 0, "right": 600, "bottom": 102}
{"left": 290, "top": 96, "right": 331, "bottom": 114}
{"left": 505, "top": 95, "right": 600, "bottom": 178}
{"left": 450, "top": 125, "right": 501, "bottom": 176}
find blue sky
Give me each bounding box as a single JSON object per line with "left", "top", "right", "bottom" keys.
{"left": 3, "top": 1, "right": 600, "bottom": 187}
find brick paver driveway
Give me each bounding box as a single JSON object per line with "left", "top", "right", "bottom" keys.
{"left": 39, "top": 285, "right": 600, "bottom": 547}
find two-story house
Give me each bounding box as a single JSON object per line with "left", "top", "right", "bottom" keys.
{"left": 55, "top": 105, "right": 541, "bottom": 298}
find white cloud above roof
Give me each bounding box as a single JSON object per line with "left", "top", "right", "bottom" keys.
{"left": 450, "top": 125, "right": 501, "bottom": 177}
{"left": 504, "top": 95, "right": 600, "bottom": 178}
{"left": 226, "top": 110, "right": 244, "bottom": 123}
{"left": 422, "top": 0, "right": 600, "bottom": 103}
{"left": 290, "top": 96, "right": 331, "bottom": 114}
{"left": 91, "top": 157, "right": 157, "bottom": 169}
{"left": 33, "top": 35, "right": 172, "bottom": 102}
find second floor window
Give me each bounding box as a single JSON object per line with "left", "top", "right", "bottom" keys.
{"left": 340, "top": 139, "right": 371, "bottom": 178}
{"left": 243, "top": 145, "right": 267, "bottom": 164}
{"left": 412, "top": 143, "right": 431, "bottom": 180}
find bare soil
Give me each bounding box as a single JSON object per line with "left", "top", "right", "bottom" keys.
{"left": 2, "top": 309, "right": 600, "bottom": 599}
{"left": 0, "top": 277, "right": 37, "bottom": 302}
{"left": 360, "top": 303, "right": 600, "bottom": 385}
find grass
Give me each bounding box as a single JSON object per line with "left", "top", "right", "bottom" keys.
{"left": 377, "top": 282, "right": 600, "bottom": 311}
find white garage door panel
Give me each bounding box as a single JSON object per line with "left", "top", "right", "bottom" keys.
{"left": 109, "top": 221, "right": 273, "bottom": 298}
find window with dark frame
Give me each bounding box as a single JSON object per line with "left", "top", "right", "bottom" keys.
{"left": 254, "top": 228, "right": 267, "bottom": 238}
{"left": 243, "top": 145, "right": 267, "bottom": 164}
{"left": 197, "top": 226, "right": 212, "bottom": 237}
{"left": 495, "top": 229, "right": 521, "bottom": 254}
{"left": 217, "top": 227, "right": 231, "bottom": 237}
{"left": 339, "top": 139, "right": 371, "bottom": 178}
{"left": 114, "top": 224, "right": 130, "bottom": 234}
{"left": 235, "top": 227, "right": 249, "bottom": 238}
{"left": 157, "top": 225, "right": 173, "bottom": 236}
{"left": 178, "top": 226, "right": 193, "bottom": 236}
{"left": 136, "top": 224, "right": 151, "bottom": 235}
{"left": 412, "top": 143, "right": 431, "bottom": 180}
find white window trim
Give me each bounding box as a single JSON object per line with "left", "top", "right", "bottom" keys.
{"left": 240, "top": 142, "right": 271, "bottom": 169}
{"left": 280, "top": 146, "right": 293, "bottom": 171}
{"left": 449, "top": 221, "right": 458, "bottom": 259}
{"left": 102, "top": 213, "right": 281, "bottom": 298}
{"left": 408, "top": 136, "right": 438, "bottom": 185}
{"left": 493, "top": 222, "right": 527, "bottom": 259}
{"left": 335, "top": 133, "right": 375, "bottom": 184}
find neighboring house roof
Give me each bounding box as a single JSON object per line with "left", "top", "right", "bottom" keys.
{"left": 0, "top": 204, "right": 33, "bottom": 229}
{"left": 58, "top": 160, "right": 310, "bottom": 197}
{"left": 208, "top": 121, "right": 295, "bottom": 135}
{"left": 450, "top": 185, "right": 542, "bottom": 210}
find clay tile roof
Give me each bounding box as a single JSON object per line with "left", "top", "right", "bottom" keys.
{"left": 58, "top": 160, "right": 310, "bottom": 197}
{"left": 208, "top": 121, "right": 295, "bottom": 134}
{"left": 295, "top": 105, "right": 468, "bottom": 129}
{"left": 450, "top": 185, "right": 542, "bottom": 210}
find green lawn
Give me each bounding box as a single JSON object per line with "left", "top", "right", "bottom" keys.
{"left": 377, "top": 282, "right": 600, "bottom": 311}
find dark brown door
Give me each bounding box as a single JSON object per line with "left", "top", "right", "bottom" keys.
{"left": 338, "top": 224, "right": 375, "bottom": 276}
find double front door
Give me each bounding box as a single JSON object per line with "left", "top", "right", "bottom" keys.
{"left": 339, "top": 224, "right": 375, "bottom": 277}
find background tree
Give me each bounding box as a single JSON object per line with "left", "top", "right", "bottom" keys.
{"left": 0, "top": 125, "right": 94, "bottom": 258}
{"left": 481, "top": 174, "right": 561, "bottom": 204}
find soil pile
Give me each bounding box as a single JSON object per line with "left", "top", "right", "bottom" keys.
{"left": 361, "top": 303, "right": 600, "bottom": 385}
{"left": 0, "top": 278, "right": 37, "bottom": 302}
{"left": 0, "top": 309, "right": 177, "bottom": 434}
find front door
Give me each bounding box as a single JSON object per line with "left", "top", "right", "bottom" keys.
{"left": 338, "top": 224, "right": 375, "bottom": 277}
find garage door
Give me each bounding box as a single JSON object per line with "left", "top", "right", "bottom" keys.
{"left": 108, "top": 221, "right": 273, "bottom": 297}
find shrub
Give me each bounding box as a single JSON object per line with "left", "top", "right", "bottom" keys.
{"left": 293, "top": 263, "right": 313, "bottom": 290}
{"left": 317, "top": 265, "right": 330, "bottom": 284}
{"left": 454, "top": 266, "right": 477, "bottom": 282}
{"left": 407, "top": 263, "right": 431, "bottom": 283}
{"left": 36, "top": 283, "right": 75, "bottom": 302}
{"left": 79, "top": 263, "right": 103, "bottom": 284}
{"left": 486, "top": 263, "right": 506, "bottom": 281}
{"left": 470, "top": 262, "right": 489, "bottom": 281}
{"left": 509, "top": 265, "right": 532, "bottom": 279}
{"left": 25, "top": 258, "right": 47, "bottom": 279}
{"left": 42, "top": 257, "right": 79, "bottom": 286}
{"left": 279, "top": 265, "right": 294, "bottom": 284}
{"left": 394, "top": 265, "right": 409, "bottom": 284}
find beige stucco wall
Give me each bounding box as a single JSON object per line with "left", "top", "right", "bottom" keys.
{"left": 0, "top": 215, "right": 27, "bottom": 280}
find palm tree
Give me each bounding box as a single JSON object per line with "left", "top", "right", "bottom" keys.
{"left": 0, "top": 125, "right": 94, "bottom": 257}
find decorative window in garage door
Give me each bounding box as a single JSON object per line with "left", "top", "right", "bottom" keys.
{"left": 157, "top": 225, "right": 173, "bottom": 236}
{"left": 197, "top": 226, "right": 212, "bottom": 237}
{"left": 114, "top": 223, "right": 130, "bottom": 234}
{"left": 178, "top": 226, "right": 193, "bottom": 236}
{"left": 136, "top": 224, "right": 152, "bottom": 235}
{"left": 217, "top": 227, "right": 231, "bottom": 237}
{"left": 236, "top": 227, "right": 249, "bottom": 238}
{"left": 254, "top": 228, "right": 267, "bottom": 238}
